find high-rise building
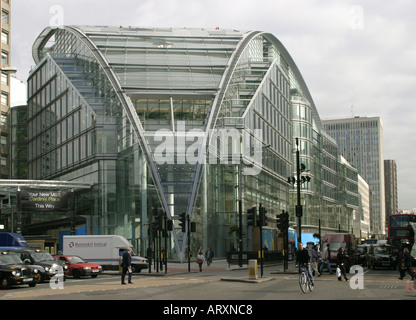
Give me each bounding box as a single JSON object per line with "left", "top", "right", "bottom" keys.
{"left": 0, "top": 0, "right": 14, "bottom": 178}
{"left": 384, "top": 159, "right": 398, "bottom": 221}
{"left": 323, "top": 116, "right": 385, "bottom": 235}
{"left": 357, "top": 174, "right": 370, "bottom": 238}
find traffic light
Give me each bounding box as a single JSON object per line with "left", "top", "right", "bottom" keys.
{"left": 282, "top": 211, "right": 289, "bottom": 230}
{"left": 179, "top": 212, "right": 186, "bottom": 232}
{"left": 154, "top": 213, "right": 162, "bottom": 231}
{"left": 276, "top": 210, "right": 289, "bottom": 230}
{"left": 166, "top": 219, "right": 173, "bottom": 231}
{"left": 259, "top": 206, "right": 268, "bottom": 226}
{"left": 247, "top": 206, "right": 257, "bottom": 227}
{"left": 276, "top": 213, "right": 283, "bottom": 229}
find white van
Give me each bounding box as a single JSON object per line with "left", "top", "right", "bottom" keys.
{"left": 62, "top": 235, "right": 148, "bottom": 273}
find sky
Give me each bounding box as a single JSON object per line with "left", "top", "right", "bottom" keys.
{"left": 10, "top": 0, "right": 416, "bottom": 210}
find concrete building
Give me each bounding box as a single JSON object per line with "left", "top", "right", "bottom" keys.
{"left": 384, "top": 159, "right": 398, "bottom": 222}
{"left": 323, "top": 116, "right": 385, "bottom": 236}
{"left": 357, "top": 174, "right": 370, "bottom": 239}
{"left": 0, "top": 0, "right": 14, "bottom": 178}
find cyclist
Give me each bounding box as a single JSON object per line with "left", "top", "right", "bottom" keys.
{"left": 295, "top": 242, "right": 314, "bottom": 286}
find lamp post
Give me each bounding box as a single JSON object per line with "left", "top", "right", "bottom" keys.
{"left": 288, "top": 137, "right": 311, "bottom": 246}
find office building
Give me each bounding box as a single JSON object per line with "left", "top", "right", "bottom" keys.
{"left": 13, "top": 26, "right": 359, "bottom": 259}
{"left": 0, "top": 0, "right": 13, "bottom": 178}
{"left": 384, "top": 159, "right": 398, "bottom": 223}
{"left": 323, "top": 116, "right": 385, "bottom": 236}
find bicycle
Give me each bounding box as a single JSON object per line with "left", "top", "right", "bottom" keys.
{"left": 297, "top": 264, "right": 314, "bottom": 293}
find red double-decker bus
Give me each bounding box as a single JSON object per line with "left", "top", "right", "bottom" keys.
{"left": 388, "top": 214, "right": 416, "bottom": 248}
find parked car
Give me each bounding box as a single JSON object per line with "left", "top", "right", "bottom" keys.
{"left": 0, "top": 251, "right": 40, "bottom": 289}
{"left": 54, "top": 255, "right": 102, "bottom": 278}
{"left": 12, "top": 249, "right": 69, "bottom": 281}
{"left": 368, "top": 244, "right": 397, "bottom": 270}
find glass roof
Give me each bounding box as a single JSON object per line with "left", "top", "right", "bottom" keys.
{"left": 77, "top": 26, "right": 248, "bottom": 92}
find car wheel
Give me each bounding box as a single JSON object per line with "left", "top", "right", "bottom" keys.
{"left": 91, "top": 274, "right": 98, "bottom": 278}
{"left": 28, "top": 282, "right": 36, "bottom": 288}
{"left": 1, "top": 278, "right": 10, "bottom": 289}
{"left": 72, "top": 270, "right": 81, "bottom": 279}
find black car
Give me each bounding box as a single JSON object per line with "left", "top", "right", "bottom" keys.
{"left": 368, "top": 244, "right": 398, "bottom": 270}
{"left": 0, "top": 251, "right": 40, "bottom": 289}
{"left": 12, "top": 249, "right": 69, "bottom": 282}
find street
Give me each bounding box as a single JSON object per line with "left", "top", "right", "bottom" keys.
{"left": 1, "top": 260, "right": 415, "bottom": 302}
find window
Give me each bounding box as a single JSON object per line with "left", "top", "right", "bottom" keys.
{"left": 1, "top": 51, "right": 8, "bottom": 64}
{"left": 1, "top": 113, "right": 7, "bottom": 125}
{"left": 1, "top": 92, "right": 8, "bottom": 106}
{"left": 1, "top": 10, "right": 9, "bottom": 24}
{"left": 1, "top": 72, "right": 7, "bottom": 85}
{"left": 1, "top": 155, "right": 6, "bottom": 167}
{"left": 1, "top": 30, "right": 8, "bottom": 44}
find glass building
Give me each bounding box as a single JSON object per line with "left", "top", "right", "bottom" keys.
{"left": 24, "top": 26, "right": 358, "bottom": 259}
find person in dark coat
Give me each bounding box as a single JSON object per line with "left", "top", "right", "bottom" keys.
{"left": 336, "top": 247, "right": 349, "bottom": 281}
{"left": 121, "top": 248, "right": 133, "bottom": 285}
{"left": 295, "top": 242, "right": 314, "bottom": 285}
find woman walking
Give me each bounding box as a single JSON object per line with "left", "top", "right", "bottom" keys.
{"left": 196, "top": 248, "right": 205, "bottom": 272}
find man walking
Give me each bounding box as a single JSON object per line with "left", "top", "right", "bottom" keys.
{"left": 121, "top": 248, "right": 133, "bottom": 285}
{"left": 319, "top": 243, "right": 333, "bottom": 275}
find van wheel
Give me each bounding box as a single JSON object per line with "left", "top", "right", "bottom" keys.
{"left": 1, "top": 278, "right": 10, "bottom": 289}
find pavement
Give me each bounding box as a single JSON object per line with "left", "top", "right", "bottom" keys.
{"left": 137, "top": 258, "right": 298, "bottom": 280}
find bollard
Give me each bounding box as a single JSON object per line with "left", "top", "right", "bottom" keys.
{"left": 248, "top": 259, "right": 258, "bottom": 280}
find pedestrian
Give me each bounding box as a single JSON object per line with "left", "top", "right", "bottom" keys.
{"left": 196, "top": 248, "right": 205, "bottom": 272}
{"left": 160, "top": 247, "right": 166, "bottom": 271}
{"left": 319, "top": 243, "right": 333, "bottom": 275}
{"left": 205, "top": 247, "right": 214, "bottom": 267}
{"left": 146, "top": 245, "right": 153, "bottom": 273}
{"left": 399, "top": 247, "right": 416, "bottom": 280}
{"left": 295, "top": 242, "right": 314, "bottom": 286}
{"left": 121, "top": 248, "right": 133, "bottom": 285}
{"left": 336, "top": 247, "right": 349, "bottom": 281}
{"left": 311, "top": 245, "right": 320, "bottom": 276}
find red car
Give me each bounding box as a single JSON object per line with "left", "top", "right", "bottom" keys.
{"left": 53, "top": 255, "right": 102, "bottom": 279}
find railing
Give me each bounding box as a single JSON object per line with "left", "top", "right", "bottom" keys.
{"left": 226, "top": 250, "right": 283, "bottom": 267}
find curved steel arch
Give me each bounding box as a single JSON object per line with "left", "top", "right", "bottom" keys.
{"left": 263, "top": 33, "right": 323, "bottom": 129}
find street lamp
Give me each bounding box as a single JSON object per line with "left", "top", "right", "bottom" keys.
{"left": 287, "top": 137, "right": 311, "bottom": 245}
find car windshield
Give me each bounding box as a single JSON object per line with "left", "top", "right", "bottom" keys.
{"left": 0, "top": 254, "right": 23, "bottom": 265}
{"left": 32, "top": 251, "right": 54, "bottom": 262}
{"left": 67, "top": 256, "right": 85, "bottom": 264}
{"left": 374, "top": 246, "right": 393, "bottom": 254}
{"left": 328, "top": 242, "right": 346, "bottom": 251}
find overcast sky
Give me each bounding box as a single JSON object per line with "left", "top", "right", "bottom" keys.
{"left": 10, "top": 0, "right": 416, "bottom": 209}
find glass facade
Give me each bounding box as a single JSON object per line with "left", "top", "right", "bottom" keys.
{"left": 24, "top": 26, "right": 359, "bottom": 259}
